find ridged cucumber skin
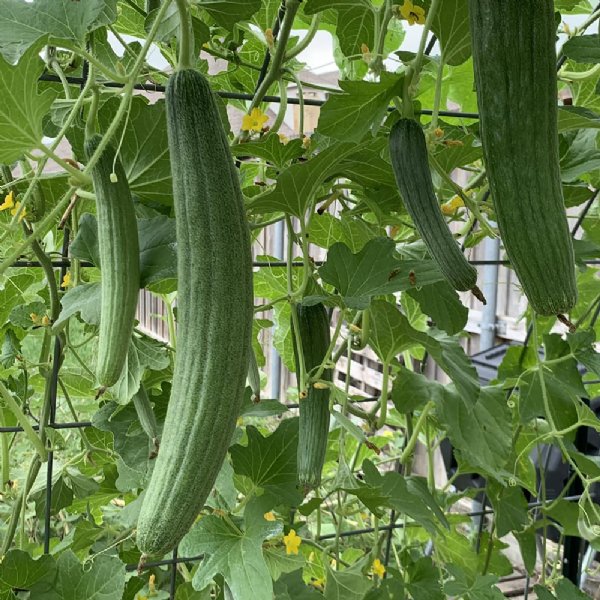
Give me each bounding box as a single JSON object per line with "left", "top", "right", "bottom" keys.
{"left": 292, "top": 303, "right": 332, "bottom": 491}
{"left": 136, "top": 69, "right": 253, "bottom": 557}
{"left": 389, "top": 119, "right": 479, "bottom": 293}
{"left": 84, "top": 135, "right": 140, "bottom": 388}
{"left": 468, "top": 0, "right": 577, "bottom": 316}
{"left": 132, "top": 385, "right": 160, "bottom": 458}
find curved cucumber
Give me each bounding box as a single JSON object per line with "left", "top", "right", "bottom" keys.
{"left": 84, "top": 135, "right": 140, "bottom": 388}
{"left": 389, "top": 118, "right": 482, "bottom": 298}
{"left": 136, "top": 69, "right": 253, "bottom": 557}
{"left": 292, "top": 303, "right": 332, "bottom": 492}
{"left": 468, "top": 0, "right": 577, "bottom": 316}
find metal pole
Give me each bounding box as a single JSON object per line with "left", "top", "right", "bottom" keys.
{"left": 269, "top": 219, "right": 285, "bottom": 399}
{"left": 479, "top": 233, "right": 500, "bottom": 351}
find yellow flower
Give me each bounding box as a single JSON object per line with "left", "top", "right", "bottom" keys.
{"left": 263, "top": 512, "right": 276, "bottom": 521}
{"left": 278, "top": 133, "right": 289, "bottom": 145}
{"left": 242, "top": 108, "right": 269, "bottom": 133}
{"left": 311, "top": 577, "right": 325, "bottom": 588}
{"left": 400, "top": 0, "right": 426, "bottom": 26}
{"left": 41, "top": 315, "right": 50, "bottom": 327}
{"left": 371, "top": 558, "right": 386, "bottom": 578}
{"left": 11, "top": 201, "right": 26, "bottom": 221}
{"left": 0, "top": 190, "right": 15, "bottom": 211}
{"left": 149, "top": 573, "right": 156, "bottom": 593}
{"left": 434, "top": 127, "right": 444, "bottom": 138}
{"left": 61, "top": 272, "right": 72, "bottom": 289}
{"left": 30, "top": 313, "right": 40, "bottom": 325}
{"left": 302, "top": 136, "right": 311, "bottom": 150}
{"left": 313, "top": 382, "right": 329, "bottom": 390}
{"left": 441, "top": 195, "right": 464, "bottom": 216}
{"left": 283, "top": 529, "right": 301, "bottom": 555}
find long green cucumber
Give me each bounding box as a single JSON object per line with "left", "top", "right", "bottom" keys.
{"left": 136, "top": 69, "right": 253, "bottom": 557}
{"left": 389, "top": 118, "right": 484, "bottom": 300}
{"left": 468, "top": 0, "right": 577, "bottom": 316}
{"left": 84, "top": 135, "right": 140, "bottom": 388}
{"left": 132, "top": 385, "right": 160, "bottom": 459}
{"left": 292, "top": 303, "right": 332, "bottom": 492}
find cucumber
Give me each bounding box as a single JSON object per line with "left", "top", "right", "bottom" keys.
{"left": 132, "top": 385, "right": 160, "bottom": 459}
{"left": 292, "top": 303, "right": 332, "bottom": 492}
{"left": 136, "top": 69, "right": 253, "bottom": 557}
{"left": 468, "top": 0, "right": 577, "bottom": 316}
{"left": 84, "top": 135, "right": 140, "bottom": 388}
{"left": 389, "top": 119, "right": 483, "bottom": 299}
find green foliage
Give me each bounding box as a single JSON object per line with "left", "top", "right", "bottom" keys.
{"left": 1, "top": 1, "right": 600, "bottom": 598}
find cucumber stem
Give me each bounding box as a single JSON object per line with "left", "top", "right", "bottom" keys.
{"left": 173, "top": 0, "right": 194, "bottom": 70}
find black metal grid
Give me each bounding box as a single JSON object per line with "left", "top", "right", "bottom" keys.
{"left": 2, "top": 8, "right": 600, "bottom": 596}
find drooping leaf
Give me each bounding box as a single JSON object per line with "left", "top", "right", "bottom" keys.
{"left": 197, "top": 0, "right": 262, "bottom": 30}
{"left": 431, "top": 0, "right": 471, "bottom": 66}
{"left": 0, "top": 44, "right": 57, "bottom": 163}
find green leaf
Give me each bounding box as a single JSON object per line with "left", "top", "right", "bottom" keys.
{"left": 179, "top": 510, "right": 281, "bottom": 600}
{"left": 324, "top": 562, "right": 373, "bottom": 600}
{"left": 559, "top": 106, "right": 600, "bottom": 131}
{"left": 405, "top": 557, "right": 444, "bottom": 600}
{"left": 231, "top": 133, "right": 305, "bottom": 169}
{"left": 0, "top": 329, "right": 21, "bottom": 368}
{"left": 444, "top": 565, "right": 505, "bottom": 600}
{"left": 197, "top": 0, "right": 262, "bottom": 29}
{"left": 92, "top": 396, "right": 163, "bottom": 491}
{"left": 0, "top": 0, "right": 116, "bottom": 63}
{"left": 70, "top": 213, "right": 177, "bottom": 291}
{"left": 305, "top": 0, "right": 375, "bottom": 59}
{"left": 534, "top": 578, "right": 592, "bottom": 600}
{"left": 0, "top": 44, "right": 57, "bottom": 163}
{"left": 406, "top": 281, "right": 468, "bottom": 336}
{"left": 97, "top": 97, "right": 172, "bottom": 203}
{"left": 436, "top": 386, "right": 512, "bottom": 478}
{"left": 30, "top": 550, "right": 125, "bottom": 600}
{"left": 369, "top": 300, "right": 419, "bottom": 363}
{"left": 248, "top": 143, "right": 356, "bottom": 217}
{"left": 230, "top": 418, "right": 302, "bottom": 505}
{"left": 319, "top": 238, "right": 444, "bottom": 309}
{"left": 70, "top": 213, "right": 101, "bottom": 266}
{"left": 431, "top": 0, "right": 471, "bottom": 66}
{"left": 392, "top": 367, "right": 445, "bottom": 413}
{"left": 108, "top": 334, "right": 169, "bottom": 403}
{"left": 0, "top": 550, "right": 56, "bottom": 597}
{"left": 361, "top": 460, "right": 448, "bottom": 533}
{"left": 137, "top": 215, "right": 177, "bottom": 291}
{"left": 563, "top": 34, "right": 600, "bottom": 64}
{"left": 274, "top": 569, "right": 322, "bottom": 599}
{"left": 560, "top": 129, "right": 600, "bottom": 182}
{"left": 53, "top": 283, "right": 101, "bottom": 331}
{"left": 487, "top": 481, "right": 529, "bottom": 537}
{"left": 317, "top": 74, "right": 403, "bottom": 142}
{"left": 0, "top": 272, "right": 37, "bottom": 326}
{"left": 264, "top": 547, "right": 305, "bottom": 581}
{"left": 9, "top": 300, "right": 47, "bottom": 329}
